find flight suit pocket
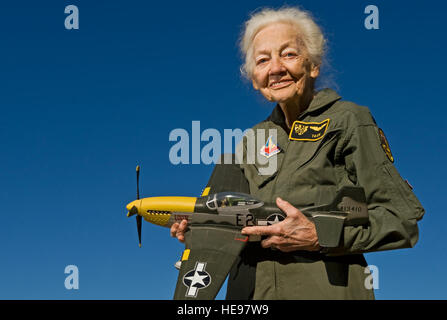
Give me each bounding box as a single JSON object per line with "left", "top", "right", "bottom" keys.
{"left": 294, "top": 129, "right": 340, "bottom": 170}
{"left": 241, "top": 157, "right": 280, "bottom": 190}
{"left": 239, "top": 134, "right": 285, "bottom": 191}
{"left": 382, "top": 162, "right": 425, "bottom": 221}
{"left": 247, "top": 164, "right": 278, "bottom": 189}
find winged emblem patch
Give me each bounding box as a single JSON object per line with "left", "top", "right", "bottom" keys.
{"left": 289, "top": 119, "right": 330, "bottom": 141}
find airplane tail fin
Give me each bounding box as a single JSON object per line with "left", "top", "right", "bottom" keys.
{"left": 304, "top": 186, "right": 368, "bottom": 248}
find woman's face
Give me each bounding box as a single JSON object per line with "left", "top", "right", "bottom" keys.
{"left": 251, "top": 22, "right": 320, "bottom": 104}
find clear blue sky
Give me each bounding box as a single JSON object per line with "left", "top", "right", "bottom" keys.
{"left": 0, "top": 0, "right": 445, "bottom": 299}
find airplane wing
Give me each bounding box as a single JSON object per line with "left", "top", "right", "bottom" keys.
{"left": 173, "top": 154, "right": 253, "bottom": 300}
{"left": 173, "top": 225, "right": 248, "bottom": 300}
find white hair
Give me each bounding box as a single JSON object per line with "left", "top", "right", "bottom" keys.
{"left": 239, "top": 6, "right": 327, "bottom": 80}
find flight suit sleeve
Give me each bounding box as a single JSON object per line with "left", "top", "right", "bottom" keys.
{"left": 327, "top": 118, "right": 425, "bottom": 256}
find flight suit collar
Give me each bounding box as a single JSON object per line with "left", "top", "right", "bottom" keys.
{"left": 267, "top": 102, "right": 288, "bottom": 132}
{"left": 267, "top": 88, "right": 342, "bottom": 129}
{"left": 305, "top": 88, "right": 342, "bottom": 115}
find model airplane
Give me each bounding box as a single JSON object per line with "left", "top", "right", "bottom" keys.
{"left": 126, "top": 163, "right": 369, "bottom": 300}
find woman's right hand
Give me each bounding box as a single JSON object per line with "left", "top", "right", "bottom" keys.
{"left": 170, "top": 219, "right": 188, "bottom": 243}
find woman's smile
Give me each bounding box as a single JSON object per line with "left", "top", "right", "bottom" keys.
{"left": 269, "top": 79, "right": 294, "bottom": 89}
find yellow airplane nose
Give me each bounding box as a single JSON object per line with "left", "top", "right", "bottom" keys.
{"left": 139, "top": 196, "right": 197, "bottom": 213}
{"left": 126, "top": 196, "right": 197, "bottom": 227}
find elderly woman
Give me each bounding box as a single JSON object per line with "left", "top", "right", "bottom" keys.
{"left": 171, "top": 6, "right": 424, "bottom": 299}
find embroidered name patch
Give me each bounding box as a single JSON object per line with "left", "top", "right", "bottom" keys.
{"left": 289, "top": 119, "right": 330, "bottom": 141}
{"left": 378, "top": 128, "right": 394, "bottom": 163}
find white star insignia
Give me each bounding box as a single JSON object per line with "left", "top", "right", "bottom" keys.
{"left": 185, "top": 271, "right": 209, "bottom": 287}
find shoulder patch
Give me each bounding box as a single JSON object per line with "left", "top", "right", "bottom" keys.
{"left": 378, "top": 128, "right": 394, "bottom": 163}
{"left": 289, "top": 119, "right": 330, "bottom": 141}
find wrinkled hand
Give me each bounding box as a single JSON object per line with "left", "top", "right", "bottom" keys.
{"left": 242, "top": 197, "right": 321, "bottom": 252}
{"left": 170, "top": 219, "right": 188, "bottom": 243}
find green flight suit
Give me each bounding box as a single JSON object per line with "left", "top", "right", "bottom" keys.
{"left": 232, "top": 88, "right": 425, "bottom": 299}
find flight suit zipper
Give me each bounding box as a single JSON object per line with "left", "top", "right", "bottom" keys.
{"left": 269, "top": 127, "right": 291, "bottom": 203}
{"left": 269, "top": 110, "right": 312, "bottom": 202}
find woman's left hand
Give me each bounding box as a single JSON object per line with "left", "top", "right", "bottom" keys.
{"left": 241, "top": 197, "right": 321, "bottom": 252}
